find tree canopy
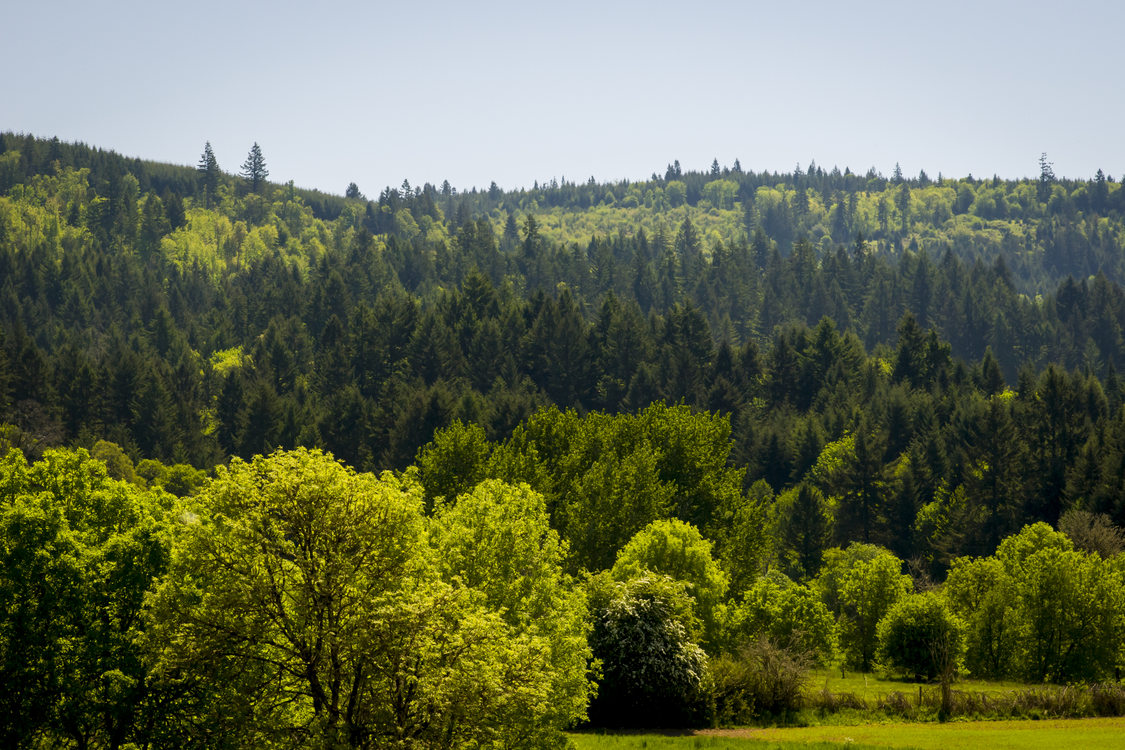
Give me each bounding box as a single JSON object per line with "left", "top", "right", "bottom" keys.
{"left": 144, "top": 449, "right": 588, "bottom": 748}
{"left": 5, "top": 133, "right": 1125, "bottom": 737}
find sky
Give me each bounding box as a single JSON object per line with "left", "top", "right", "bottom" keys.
{"left": 4, "top": 0, "right": 1123, "bottom": 196}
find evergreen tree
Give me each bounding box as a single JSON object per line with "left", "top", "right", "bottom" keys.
{"left": 1038, "top": 152, "right": 1055, "bottom": 203}
{"left": 197, "top": 141, "right": 220, "bottom": 205}
{"left": 240, "top": 142, "right": 269, "bottom": 193}
{"left": 778, "top": 483, "right": 834, "bottom": 581}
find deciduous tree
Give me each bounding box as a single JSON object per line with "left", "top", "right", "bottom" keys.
{"left": 145, "top": 449, "right": 582, "bottom": 748}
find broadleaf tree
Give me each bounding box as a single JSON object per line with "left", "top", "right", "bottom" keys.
{"left": 144, "top": 449, "right": 587, "bottom": 748}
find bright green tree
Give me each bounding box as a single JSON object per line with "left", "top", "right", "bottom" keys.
{"left": 0, "top": 448, "right": 170, "bottom": 749}
{"left": 665, "top": 180, "right": 687, "bottom": 207}
{"left": 945, "top": 523, "right": 1125, "bottom": 683}
{"left": 428, "top": 480, "right": 592, "bottom": 739}
{"left": 876, "top": 592, "right": 965, "bottom": 680}
{"left": 716, "top": 479, "right": 773, "bottom": 598}
{"left": 943, "top": 555, "right": 1018, "bottom": 678}
{"left": 1009, "top": 543, "right": 1123, "bottom": 682}
{"left": 701, "top": 179, "right": 738, "bottom": 210}
{"left": 415, "top": 419, "right": 492, "bottom": 506}
{"left": 725, "top": 573, "right": 838, "bottom": 665}
{"left": 816, "top": 543, "right": 912, "bottom": 671}
{"left": 611, "top": 518, "right": 728, "bottom": 651}
{"left": 145, "top": 449, "right": 580, "bottom": 748}
{"left": 489, "top": 403, "right": 745, "bottom": 573}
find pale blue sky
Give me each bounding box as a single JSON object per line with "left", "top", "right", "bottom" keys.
{"left": 4, "top": 1, "right": 1122, "bottom": 195}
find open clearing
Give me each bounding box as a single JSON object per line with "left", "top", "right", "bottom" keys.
{"left": 572, "top": 716, "right": 1125, "bottom": 749}
{"left": 803, "top": 668, "right": 1029, "bottom": 700}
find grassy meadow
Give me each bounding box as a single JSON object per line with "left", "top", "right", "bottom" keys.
{"left": 572, "top": 716, "right": 1125, "bottom": 749}
{"left": 571, "top": 669, "right": 1125, "bottom": 749}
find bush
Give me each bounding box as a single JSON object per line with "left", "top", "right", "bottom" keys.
{"left": 588, "top": 575, "right": 709, "bottom": 728}
{"left": 709, "top": 639, "right": 809, "bottom": 724}
{"left": 810, "top": 689, "right": 868, "bottom": 714}
{"left": 876, "top": 592, "right": 965, "bottom": 680}
{"left": 1090, "top": 683, "right": 1125, "bottom": 716}
{"left": 812, "top": 683, "right": 1125, "bottom": 722}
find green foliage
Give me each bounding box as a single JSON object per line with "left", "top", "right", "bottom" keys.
{"left": 876, "top": 592, "right": 966, "bottom": 680}
{"left": 197, "top": 141, "right": 220, "bottom": 206}
{"left": 6, "top": 134, "right": 1125, "bottom": 572}
{"left": 709, "top": 638, "right": 811, "bottom": 723}
{"left": 90, "top": 438, "right": 140, "bottom": 484}
{"left": 239, "top": 142, "right": 268, "bottom": 193}
{"left": 724, "top": 574, "right": 838, "bottom": 666}
{"left": 701, "top": 179, "right": 739, "bottom": 210}
{"left": 995, "top": 521, "right": 1073, "bottom": 575}
{"left": 11, "top": 133, "right": 1125, "bottom": 735}
{"left": 945, "top": 523, "right": 1125, "bottom": 683}
{"left": 134, "top": 458, "right": 208, "bottom": 496}
{"left": 145, "top": 449, "right": 583, "bottom": 748}
{"left": 773, "top": 483, "right": 834, "bottom": 582}
{"left": 664, "top": 180, "right": 687, "bottom": 207}
{"left": 944, "top": 555, "right": 1019, "bottom": 679}
{"left": 428, "top": 479, "right": 593, "bottom": 733}
{"left": 611, "top": 519, "right": 728, "bottom": 651}
{"left": 0, "top": 447, "right": 168, "bottom": 749}
{"left": 1009, "top": 544, "right": 1124, "bottom": 682}
{"left": 816, "top": 544, "right": 912, "bottom": 671}
{"left": 717, "top": 479, "right": 772, "bottom": 598}
{"left": 490, "top": 403, "right": 746, "bottom": 573}
{"left": 416, "top": 419, "right": 492, "bottom": 505}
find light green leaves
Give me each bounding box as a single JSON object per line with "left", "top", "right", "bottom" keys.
{"left": 146, "top": 449, "right": 589, "bottom": 748}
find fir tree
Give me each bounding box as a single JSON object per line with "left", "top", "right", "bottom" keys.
{"left": 240, "top": 142, "right": 269, "bottom": 193}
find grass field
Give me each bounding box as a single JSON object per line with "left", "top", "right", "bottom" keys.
{"left": 570, "top": 734, "right": 884, "bottom": 749}
{"left": 704, "top": 716, "right": 1125, "bottom": 748}
{"left": 571, "top": 716, "right": 1125, "bottom": 749}
{"left": 804, "top": 668, "right": 1027, "bottom": 701}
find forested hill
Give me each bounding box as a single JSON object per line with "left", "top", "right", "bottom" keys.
{"left": 3, "top": 132, "right": 1125, "bottom": 554}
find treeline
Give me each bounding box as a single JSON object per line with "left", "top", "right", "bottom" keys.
{"left": 4, "top": 435, "right": 1124, "bottom": 746}
{"left": 0, "top": 446, "right": 593, "bottom": 748}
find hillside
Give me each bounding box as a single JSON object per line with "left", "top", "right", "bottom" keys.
{"left": 3, "top": 133, "right": 1125, "bottom": 548}
{"left": 5, "top": 133, "right": 1125, "bottom": 747}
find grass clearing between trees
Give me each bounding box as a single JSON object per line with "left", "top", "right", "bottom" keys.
{"left": 800, "top": 670, "right": 1125, "bottom": 723}
{"left": 806, "top": 668, "right": 1027, "bottom": 701}
{"left": 572, "top": 716, "right": 1125, "bottom": 749}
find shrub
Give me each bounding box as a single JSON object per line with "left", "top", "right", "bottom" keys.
{"left": 1090, "top": 683, "right": 1125, "bottom": 716}
{"left": 612, "top": 519, "right": 729, "bottom": 650}
{"left": 810, "top": 689, "right": 868, "bottom": 714}
{"left": 876, "top": 592, "right": 965, "bottom": 680}
{"left": 709, "top": 639, "right": 810, "bottom": 724}
{"left": 588, "top": 575, "right": 709, "bottom": 727}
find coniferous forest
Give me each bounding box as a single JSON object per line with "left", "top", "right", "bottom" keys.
{"left": 4, "top": 133, "right": 1125, "bottom": 747}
